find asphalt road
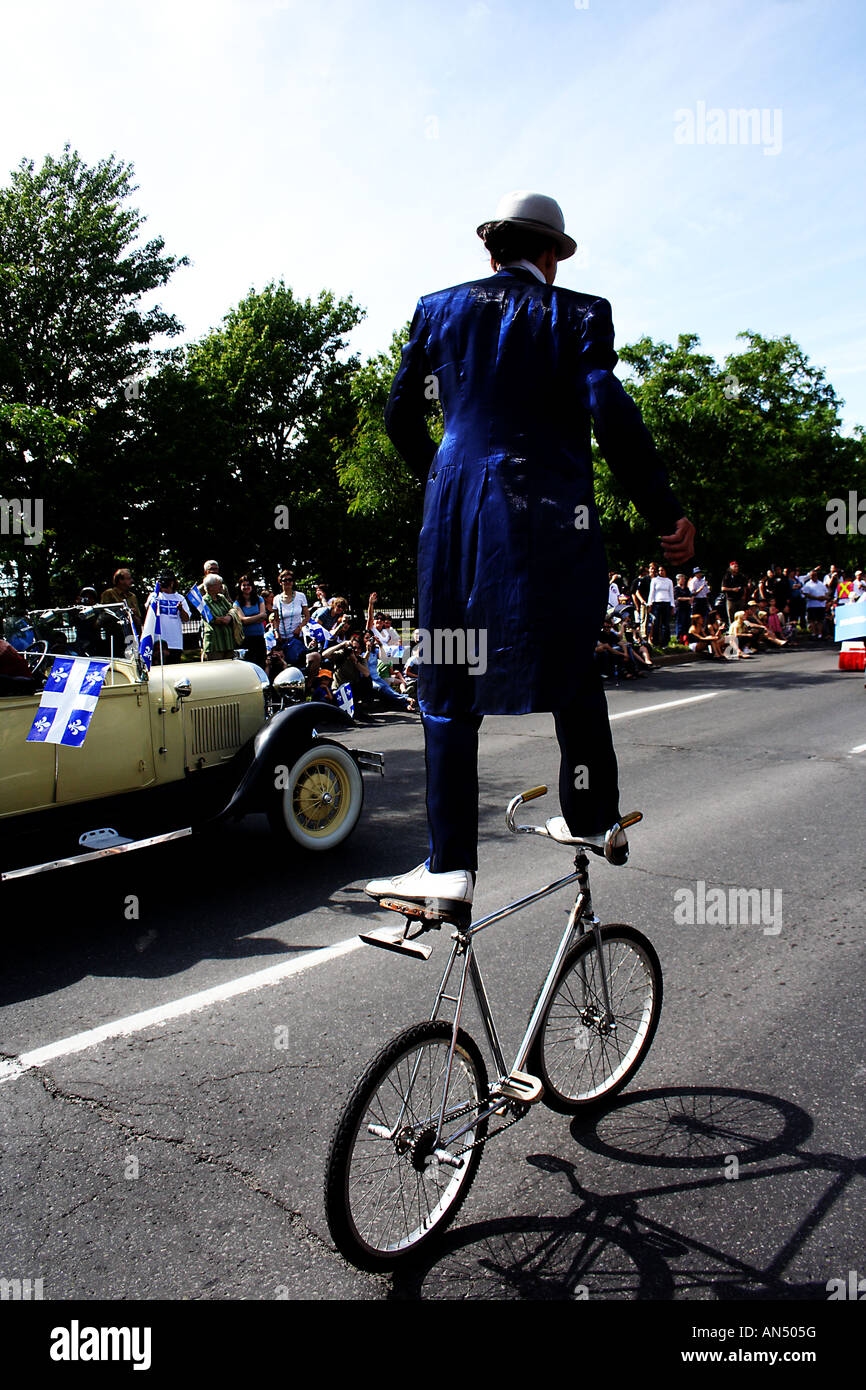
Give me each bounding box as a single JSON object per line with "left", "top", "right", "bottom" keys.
{"left": 1, "top": 647, "right": 864, "bottom": 1304}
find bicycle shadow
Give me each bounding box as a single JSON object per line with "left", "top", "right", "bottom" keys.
{"left": 387, "top": 1086, "right": 865, "bottom": 1301}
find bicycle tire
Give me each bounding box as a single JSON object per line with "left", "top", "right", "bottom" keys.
{"left": 325, "top": 1020, "right": 489, "bottom": 1271}
{"left": 527, "top": 925, "right": 662, "bottom": 1114}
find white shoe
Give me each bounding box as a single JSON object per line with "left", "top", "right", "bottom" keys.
{"left": 365, "top": 863, "right": 475, "bottom": 905}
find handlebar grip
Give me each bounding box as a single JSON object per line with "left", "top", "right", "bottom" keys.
{"left": 620, "top": 811, "right": 643, "bottom": 830}
{"left": 521, "top": 786, "right": 548, "bottom": 802}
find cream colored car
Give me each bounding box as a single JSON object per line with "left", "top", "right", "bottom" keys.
{"left": 1, "top": 605, "right": 381, "bottom": 880}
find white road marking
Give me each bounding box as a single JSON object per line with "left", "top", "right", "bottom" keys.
{"left": 850, "top": 743, "right": 866, "bottom": 754}
{"left": 1, "top": 688, "right": 724, "bottom": 1083}
{"left": 610, "top": 692, "right": 723, "bottom": 720}
{"left": 0, "top": 935, "right": 363, "bottom": 1084}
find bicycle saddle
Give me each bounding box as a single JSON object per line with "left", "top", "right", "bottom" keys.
{"left": 543, "top": 815, "right": 638, "bottom": 866}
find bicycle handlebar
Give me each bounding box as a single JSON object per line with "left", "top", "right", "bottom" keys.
{"left": 505, "top": 785, "right": 548, "bottom": 834}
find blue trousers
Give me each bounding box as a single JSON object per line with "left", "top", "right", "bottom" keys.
{"left": 421, "top": 670, "right": 621, "bottom": 873}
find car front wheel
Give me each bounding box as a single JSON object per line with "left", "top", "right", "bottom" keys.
{"left": 267, "top": 741, "right": 363, "bottom": 851}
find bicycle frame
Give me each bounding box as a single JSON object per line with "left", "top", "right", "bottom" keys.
{"left": 428, "top": 850, "right": 611, "bottom": 1148}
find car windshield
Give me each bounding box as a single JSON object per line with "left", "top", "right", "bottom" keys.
{"left": 3, "top": 603, "right": 138, "bottom": 668}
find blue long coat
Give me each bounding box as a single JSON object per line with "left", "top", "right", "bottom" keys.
{"left": 385, "top": 266, "right": 683, "bottom": 716}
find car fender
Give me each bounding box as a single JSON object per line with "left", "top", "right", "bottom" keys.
{"left": 214, "top": 703, "right": 356, "bottom": 821}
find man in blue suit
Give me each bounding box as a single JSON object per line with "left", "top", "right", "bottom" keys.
{"left": 367, "top": 191, "right": 695, "bottom": 913}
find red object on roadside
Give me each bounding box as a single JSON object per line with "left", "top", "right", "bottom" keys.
{"left": 838, "top": 640, "right": 866, "bottom": 671}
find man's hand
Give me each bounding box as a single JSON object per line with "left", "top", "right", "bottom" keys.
{"left": 661, "top": 516, "right": 696, "bottom": 564}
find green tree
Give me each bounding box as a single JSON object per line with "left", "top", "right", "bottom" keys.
{"left": 336, "top": 324, "right": 442, "bottom": 593}
{"left": 125, "top": 282, "right": 367, "bottom": 595}
{"left": 596, "top": 330, "right": 865, "bottom": 578}
{"left": 0, "top": 146, "right": 188, "bottom": 601}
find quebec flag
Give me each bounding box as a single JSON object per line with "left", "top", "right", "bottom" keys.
{"left": 26, "top": 657, "right": 110, "bottom": 747}
{"left": 187, "top": 585, "right": 214, "bottom": 623}
{"left": 306, "top": 619, "right": 331, "bottom": 646}
{"left": 335, "top": 682, "right": 355, "bottom": 718}
{"left": 139, "top": 581, "right": 161, "bottom": 671}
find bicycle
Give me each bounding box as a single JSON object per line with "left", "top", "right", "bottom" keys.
{"left": 324, "top": 787, "right": 663, "bottom": 1272}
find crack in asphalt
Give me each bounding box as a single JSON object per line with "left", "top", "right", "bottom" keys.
{"left": 35, "top": 1069, "right": 338, "bottom": 1262}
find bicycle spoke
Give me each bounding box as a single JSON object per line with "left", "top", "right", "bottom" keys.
{"left": 531, "top": 929, "right": 661, "bottom": 1108}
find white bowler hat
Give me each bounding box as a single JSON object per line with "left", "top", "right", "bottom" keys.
{"left": 477, "top": 189, "right": 577, "bottom": 260}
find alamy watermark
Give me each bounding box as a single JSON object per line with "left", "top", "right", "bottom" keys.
{"left": 674, "top": 102, "right": 782, "bottom": 156}
{"left": 673, "top": 880, "right": 782, "bottom": 935}
{"left": 414, "top": 627, "right": 487, "bottom": 675}
{"left": 0, "top": 496, "right": 43, "bottom": 546}
{"left": 50, "top": 1322, "right": 152, "bottom": 1370}
{"left": 826, "top": 491, "right": 866, "bottom": 535}
{"left": 0, "top": 1276, "right": 44, "bottom": 1300}
{"left": 827, "top": 1269, "right": 866, "bottom": 1299}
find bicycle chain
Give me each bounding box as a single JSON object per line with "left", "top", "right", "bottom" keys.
{"left": 445, "top": 1095, "right": 528, "bottom": 1157}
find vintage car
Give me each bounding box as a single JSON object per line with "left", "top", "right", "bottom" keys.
{"left": 0, "top": 605, "right": 382, "bottom": 881}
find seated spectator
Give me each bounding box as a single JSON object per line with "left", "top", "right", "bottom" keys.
{"left": 727, "top": 611, "right": 755, "bottom": 659}
{"left": 766, "top": 601, "right": 793, "bottom": 643}
{"left": 619, "top": 618, "right": 655, "bottom": 669}
{"left": 330, "top": 632, "right": 374, "bottom": 711}
{"left": 310, "top": 583, "right": 332, "bottom": 625}
{"left": 688, "top": 611, "right": 725, "bottom": 659}
{"left": 750, "top": 608, "right": 787, "bottom": 649}
{"left": 366, "top": 593, "right": 401, "bottom": 653}
{"left": 325, "top": 596, "right": 353, "bottom": 646}
{"left": 362, "top": 629, "right": 415, "bottom": 711}
{"left": 595, "top": 618, "right": 627, "bottom": 680}
{"left": 305, "top": 654, "right": 336, "bottom": 704}
{"left": 0, "top": 637, "right": 39, "bottom": 695}
{"left": 402, "top": 631, "right": 422, "bottom": 705}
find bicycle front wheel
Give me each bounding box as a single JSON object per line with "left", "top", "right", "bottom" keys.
{"left": 325, "top": 1021, "right": 489, "bottom": 1271}
{"left": 528, "top": 925, "right": 662, "bottom": 1113}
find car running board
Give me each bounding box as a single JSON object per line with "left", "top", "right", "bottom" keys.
{"left": 1, "top": 826, "right": 193, "bottom": 882}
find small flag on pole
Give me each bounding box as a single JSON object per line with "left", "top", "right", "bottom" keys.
{"left": 186, "top": 585, "right": 214, "bottom": 623}
{"left": 139, "top": 581, "right": 161, "bottom": 670}
{"left": 26, "top": 657, "right": 110, "bottom": 747}
{"left": 335, "top": 683, "right": 355, "bottom": 718}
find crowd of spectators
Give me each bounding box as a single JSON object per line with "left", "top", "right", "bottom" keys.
{"left": 8, "top": 552, "right": 863, "bottom": 709}
{"left": 66, "top": 561, "right": 420, "bottom": 718}
{"left": 599, "top": 559, "right": 865, "bottom": 678}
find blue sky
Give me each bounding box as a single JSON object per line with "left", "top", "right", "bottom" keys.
{"left": 2, "top": 0, "right": 865, "bottom": 428}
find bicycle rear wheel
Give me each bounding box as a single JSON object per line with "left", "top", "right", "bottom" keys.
{"left": 325, "top": 1020, "right": 489, "bottom": 1271}
{"left": 527, "top": 925, "right": 662, "bottom": 1113}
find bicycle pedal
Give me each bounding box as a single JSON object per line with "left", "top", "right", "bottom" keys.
{"left": 377, "top": 896, "right": 471, "bottom": 929}
{"left": 494, "top": 1071, "right": 544, "bottom": 1105}
{"left": 358, "top": 922, "right": 433, "bottom": 960}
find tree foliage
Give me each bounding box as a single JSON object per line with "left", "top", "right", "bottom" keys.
{"left": 0, "top": 146, "right": 188, "bottom": 600}
{"left": 596, "top": 331, "right": 865, "bottom": 577}
{"left": 120, "top": 282, "right": 368, "bottom": 592}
